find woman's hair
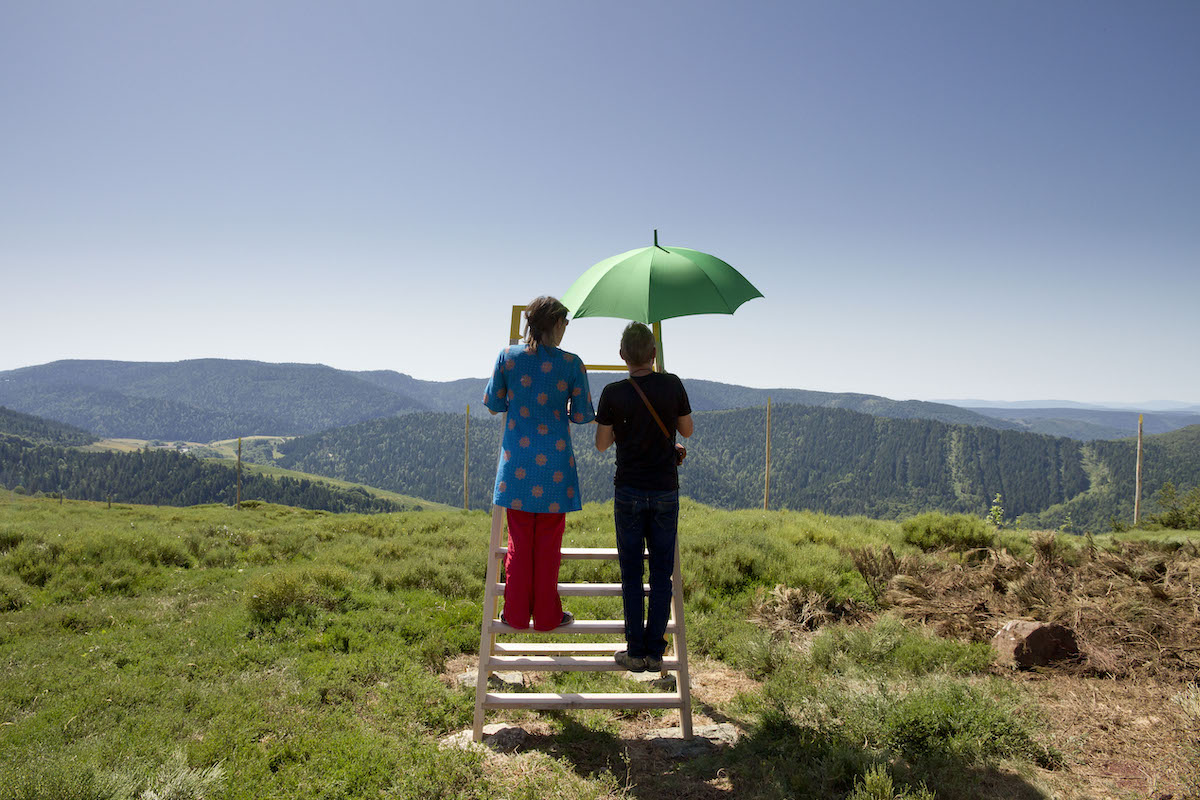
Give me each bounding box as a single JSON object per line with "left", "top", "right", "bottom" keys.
{"left": 523, "top": 296, "right": 569, "bottom": 350}
{"left": 620, "top": 322, "right": 656, "bottom": 366}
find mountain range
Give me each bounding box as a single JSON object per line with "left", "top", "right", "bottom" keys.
{"left": 5, "top": 359, "right": 1197, "bottom": 443}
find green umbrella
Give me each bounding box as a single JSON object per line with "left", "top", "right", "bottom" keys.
{"left": 562, "top": 231, "right": 763, "bottom": 324}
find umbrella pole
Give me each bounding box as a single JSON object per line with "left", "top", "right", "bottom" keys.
{"left": 653, "top": 321, "right": 665, "bottom": 373}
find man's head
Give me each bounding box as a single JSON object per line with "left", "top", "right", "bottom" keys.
{"left": 619, "top": 322, "right": 656, "bottom": 367}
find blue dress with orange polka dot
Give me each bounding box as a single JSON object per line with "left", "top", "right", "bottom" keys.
{"left": 483, "top": 343, "right": 595, "bottom": 513}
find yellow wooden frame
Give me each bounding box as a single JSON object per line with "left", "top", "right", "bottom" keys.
{"left": 509, "top": 305, "right": 666, "bottom": 373}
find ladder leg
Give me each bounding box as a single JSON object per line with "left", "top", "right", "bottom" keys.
{"left": 671, "top": 535, "right": 693, "bottom": 739}
{"left": 473, "top": 504, "right": 506, "bottom": 741}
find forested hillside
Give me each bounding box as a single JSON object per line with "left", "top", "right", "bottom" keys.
{"left": 0, "top": 435, "right": 416, "bottom": 513}
{"left": 0, "top": 359, "right": 423, "bottom": 440}
{"left": 0, "top": 406, "right": 98, "bottom": 447}
{"left": 272, "top": 406, "right": 1200, "bottom": 529}
{"left": 1, "top": 359, "right": 1024, "bottom": 442}
{"left": 966, "top": 406, "right": 1200, "bottom": 440}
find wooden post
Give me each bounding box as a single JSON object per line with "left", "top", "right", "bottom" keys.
{"left": 464, "top": 405, "right": 471, "bottom": 510}
{"left": 236, "top": 437, "right": 242, "bottom": 508}
{"left": 1133, "top": 413, "right": 1144, "bottom": 525}
{"left": 764, "top": 397, "right": 772, "bottom": 510}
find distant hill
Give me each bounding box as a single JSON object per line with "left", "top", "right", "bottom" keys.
{"left": 270, "top": 405, "right": 1200, "bottom": 530}
{"left": 0, "top": 406, "right": 98, "bottom": 447}
{"left": 964, "top": 407, "right": 1200, "bottom": 440}
{"left": 0, "top": 434, "right": 420, "bottom": 513}
{"left": 1, "top": 359, "right": 1020, "bottom": 442}
{"left": 0, "top": 359, "right": 424, "bottom": 440}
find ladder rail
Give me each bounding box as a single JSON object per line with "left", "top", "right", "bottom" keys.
{"left": 472, "top": 509, "right": 692, "bottom": 742}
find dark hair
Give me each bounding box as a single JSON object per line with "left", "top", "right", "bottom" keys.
{"left": 524, "top": 296, "right": 569, "bottom": 350}
{"left": 620, "top": 322, "right": 656, "bottom": 366}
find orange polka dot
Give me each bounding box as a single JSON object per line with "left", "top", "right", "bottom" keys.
{"left": 535, "top": 453, "right": 547, "bottom": 466}
{"left": 557, "top": 380, "right": 568, "bottom": 392}
{"left": 587, "top": 393, "right": 592, "bottom": 403}
{"left": 553, "top": 410, "right": 561, "bottom": 420}
{"left": 511, "top": 498, "right": 522, "bottom": 510}
{"left": 537, "top": 424, "right": 548, "bottom": 435}
{"left": 520, "top": 406, "right": 530, "bottom": 418}
{"left": 573, "top": 412, "right": 584, "bottom": 422}
{"left": 541, "top": 361, "right": 553, "bottom": 373}
{"left": 555, "top": 439, "right": 566, "bottom": 451}
{"left": 503, "top": 450, "right": 511, "bottom": 461}
{"left": 572, "top": 386, "right": 582, "bottom": 396}
{"left": 515, "top": 467, "right": 526, "bottom": 479}
{"left": 531, "top": 485, "right": 543, "bottom": 498}
{"left": 508, "top": 419, "right": 516, "bottom": 430}
{"left": 548, "top": 502, "right": 560, "bottom": 513}
{"left": 483, "top": 392, "right": 489, "bottom": 402}
{"left": 521, "top": 374, "right": 532, "bottom": 387}
{"left": 537, "top": 392, "right": 548, "bottom": 405}
{"left": 498, "top": 481, "right": 507, "bottom": 492}
{"left": 563, "top": 353, "right": 574, "bottom": 361}
{"left": 569, "top": 457, "right": 575, "bottom": 467}
{"left": 553, "top": 471, "right": 563, "bottom": 483}
{"left": 519, "top": 436, "right": 530, "bottom": 448}
{"left": 505, "top": 358, "right": 515, "bottom": 371}
{"left": 567, "top": 487, "right": 575, "bottom": 498}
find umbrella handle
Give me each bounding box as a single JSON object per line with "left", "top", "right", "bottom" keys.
{"left": 653, "top": 321, "right": 665, "bottom": 373}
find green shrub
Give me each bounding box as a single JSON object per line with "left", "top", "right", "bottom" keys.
{"left": 247, "top": 566, "right": 353, "bottom": 624}
{"left": 807, "top": 616, "right": 993, "bottom": 677}
{"left": 901, "top": 513, "right": 995, "bottom": 551}
{"left": 847, "top": 764, "right": 934, "bottom": 800}
{"left": 882, "top": 681, "right": 1061, "bottom": 767}
{"left": 0, "top": 572, "right": 28, "bottom": 611}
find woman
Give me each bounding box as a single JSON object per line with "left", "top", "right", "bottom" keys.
{"left": 483, "top": 296, "right": 595, "bottom": 631}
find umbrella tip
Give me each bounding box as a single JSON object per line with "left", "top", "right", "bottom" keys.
{"left": 653, "top": 229, "right": 657, "bottom": 246}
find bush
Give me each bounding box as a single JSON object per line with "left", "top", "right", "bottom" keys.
{"left": 0, "top": 572, "right": 29, "bottom": 611}
{"left": 901, "top": 513, "right": 995, "bottom": 552}
{"left": 807, "top": 616, "right": 993, "bottom": 677}
{"left": 882, "top": 681, "right": 1061, "bottom": 767}
{"left": 247, "top": 566, "right": 353, "bottom": 624}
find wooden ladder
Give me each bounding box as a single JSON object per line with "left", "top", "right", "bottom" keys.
{"left": 472, "top": 504, "right": 693, "bottom": 741}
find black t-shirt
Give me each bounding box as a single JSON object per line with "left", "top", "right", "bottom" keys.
{"left": 596, "top": 373, "right": 691, "bottom": 491}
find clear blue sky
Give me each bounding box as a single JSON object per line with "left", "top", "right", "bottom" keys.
{"left": 3, "top": 1, "right": 1197, "bottom": 404}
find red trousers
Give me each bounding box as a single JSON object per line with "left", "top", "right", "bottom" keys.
{"left": 502, "top": 509, "right": 565, "bottom": 631}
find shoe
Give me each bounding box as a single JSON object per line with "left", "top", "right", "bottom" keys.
{"left": 614, "top": 650, "right": 647, "bottom": 672}
{"left": 644, "top": 654, "right": 663, "bottom": 672}
{"left": 559, "top": 611, "right": 574, "bottom": 626}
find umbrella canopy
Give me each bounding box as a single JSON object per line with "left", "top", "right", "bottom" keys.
{"left": 562, "top": 232, "right": 762, "bottom": 324}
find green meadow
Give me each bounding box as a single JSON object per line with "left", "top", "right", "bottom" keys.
{"left": 1, "top": 490, "right": 1194, "bottom": 800}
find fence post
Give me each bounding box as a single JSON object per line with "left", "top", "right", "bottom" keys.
{"left": 464, "top": 405, "right": 470, "bottom": 510}
{"left": 1133, "top": 413, "right": 1144, "bottom": 525}
{"left": 764, "top": 397, "right": 772, "bottom": 510}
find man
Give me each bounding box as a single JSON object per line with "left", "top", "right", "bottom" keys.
{"left": 594, "top": 322, "right": 693, "bottom": 672}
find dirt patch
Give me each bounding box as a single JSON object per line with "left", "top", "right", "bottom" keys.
{"left": 1023, "top": 674, "right": 1196, "bottom": 800}
{"left": 858, "top": 535, "right": 1200, "bottom": 683}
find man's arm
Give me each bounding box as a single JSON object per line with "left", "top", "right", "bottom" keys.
{"left": 595, "top": 422, "right": 615, "bottom": 451}
{"left": 676, "top": 413, "right": 694, "bottom": 438}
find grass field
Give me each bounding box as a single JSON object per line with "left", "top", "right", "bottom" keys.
{"left": 1, "top": 491, "right": 1196, "bottom": 799}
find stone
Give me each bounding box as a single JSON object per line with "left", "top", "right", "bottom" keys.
{"left": 991, "top": 620, "right": 1080, "bottom": 669}
{"left": 453, "top": 670, "right": 525, "bottom": 690}
{"left": 628, "top": 671, "right": 679, "bottom": 691}
{"left": 439, "top": 723, "right": 528, "bottom": 753}
{"left": 645, "top": 723, "right": 740, "bottom": 758}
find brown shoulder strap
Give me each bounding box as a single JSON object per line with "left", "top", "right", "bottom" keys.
{"left": 627, "top": 378, "right": 672, "bottom": 440}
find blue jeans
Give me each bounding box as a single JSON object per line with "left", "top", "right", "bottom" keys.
{"left": 613, "top": 486, "right": 678, "bottom": 659}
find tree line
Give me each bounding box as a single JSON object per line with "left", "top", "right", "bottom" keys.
{"left": 0, "top": 434, "right": 415, "bottom": 514}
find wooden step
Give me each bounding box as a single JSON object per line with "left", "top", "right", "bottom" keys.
{"left": 490, "top": 619, "right": 676, "bottom": 635}
{"left": 484, "top": 692, "right": 684, "bottom": 710}
{"left": 494, "top": 547, "right": 646, "bottom": 560}
{"left": 490, "top": 583, "right": 649, "bottom": 597}
{"left": 487, "top": 655, "right": 679, "bottom": 671}
{"left": 493, "top": 642, "right": 624, "bottom": 655}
